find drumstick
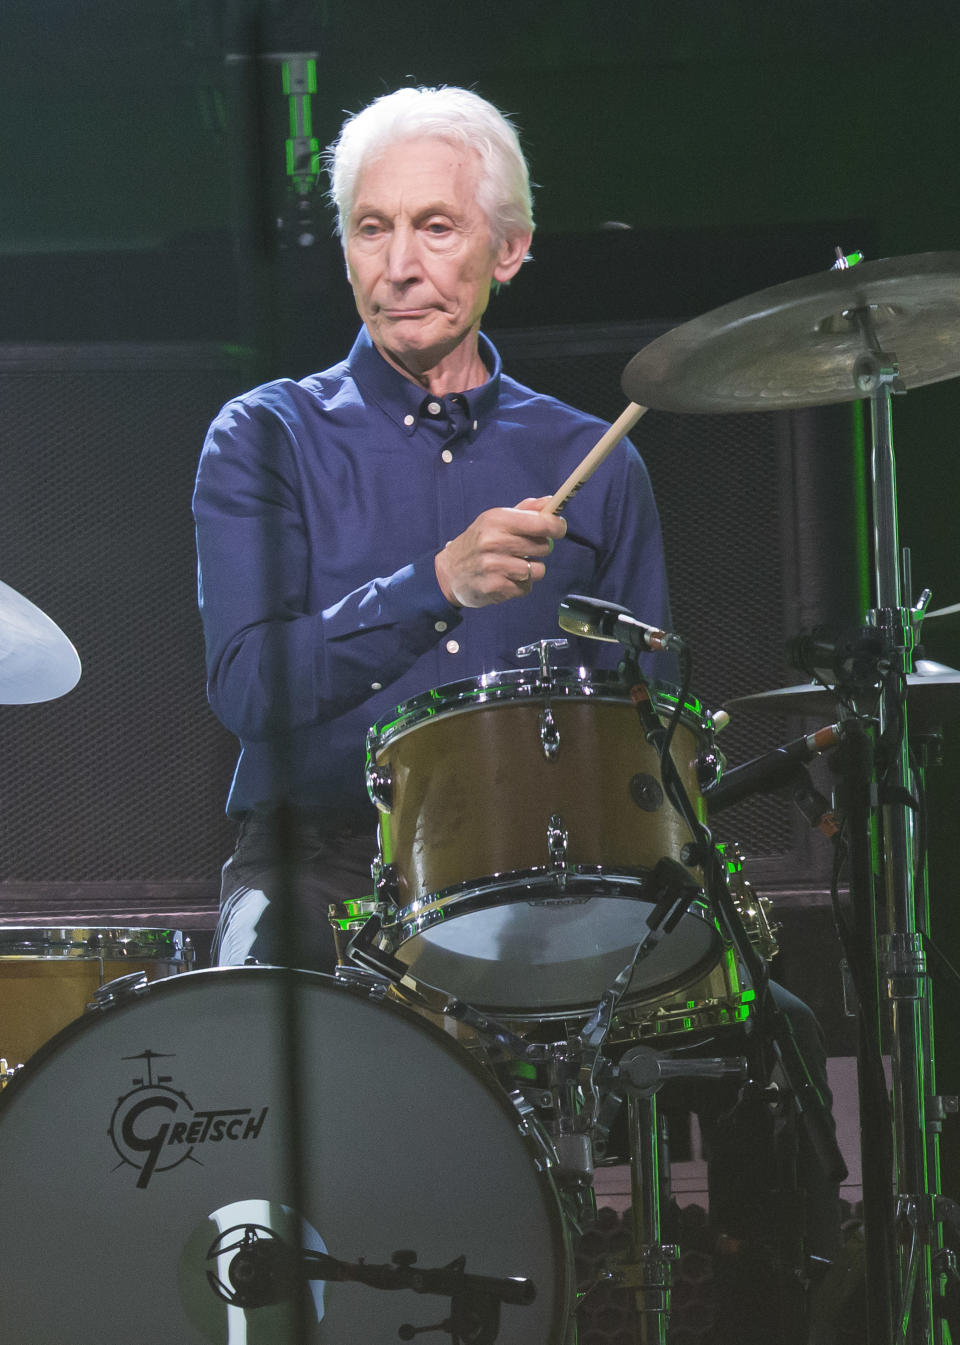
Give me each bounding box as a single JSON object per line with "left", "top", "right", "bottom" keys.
{"left": 541, "top": 401, "right": 649, "bottom": 515}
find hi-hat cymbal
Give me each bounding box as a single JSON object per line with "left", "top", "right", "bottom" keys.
{"left": 0, "top": 580, "right": 81, "bottom": 705}
{"left": 622, "top": 252, "right": 960, "bottom": 413}
{"left": 725, "top": 659, "right": 960, "bottom": 733}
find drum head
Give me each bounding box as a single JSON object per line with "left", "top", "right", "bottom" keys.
{"left": 0, "top": 968, "right": 570, "bottom": 1344}
{"left": 392, "top": 880, "right": 721, "bottom": 1019}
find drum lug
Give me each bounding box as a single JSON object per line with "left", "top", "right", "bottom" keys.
{"left": 539, "top": 704, "right": 560, "bottom": 759}
{"left": 697, "top": 742, "right": 726, "bottom": 792}
{"left": 371, "top": 856, "right": 402, "bottom": 908}
{"left": 365, "top": 761, "right": 393, "bottom": 812}
{"left": 547, "top": 813, "right": 569, "bottom": 886}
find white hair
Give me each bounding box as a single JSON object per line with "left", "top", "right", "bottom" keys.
{"left": 325, "top": 86, "right": 534, "bottom": 250}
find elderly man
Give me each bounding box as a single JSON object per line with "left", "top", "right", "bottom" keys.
{"left": 193, "top": 85, "right": 672, "bottom": 973}
{"left": 193, "top": 87, "right": 842, "bottom": 1334}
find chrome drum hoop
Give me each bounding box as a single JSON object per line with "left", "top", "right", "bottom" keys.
{"left": 366, "top": 667, "right": 717, "bottom": 769}
{"left": 351, "top": 867, "right": 722, "bottom": 1022}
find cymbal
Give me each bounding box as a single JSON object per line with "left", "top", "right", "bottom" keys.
{"left": 724, "top": 659, "right": 960, "bottom": 733}
{"left": 622, "top": 252, "right": 960, "bottom": 413}
{"left": 0, "top": 580, "right": 81, "bottom": 705}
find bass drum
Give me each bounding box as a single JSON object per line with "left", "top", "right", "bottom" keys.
{"left": 0, "top": 967, "right": 572, "bottom": 1345}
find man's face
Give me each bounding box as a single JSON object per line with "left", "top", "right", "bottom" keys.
{"left": 345, "top": 137, "right": 528, "bottom": 382}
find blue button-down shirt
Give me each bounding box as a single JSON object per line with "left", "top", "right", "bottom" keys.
{"left": 194, "top": 327, "right": 673, "bottom": 815}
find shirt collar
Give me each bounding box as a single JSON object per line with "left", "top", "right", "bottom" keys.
{"left": 346, "top": 326, "right": 502, "bottom": 438}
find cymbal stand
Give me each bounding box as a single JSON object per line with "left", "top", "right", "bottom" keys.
{"left": 854, "top": 308, "right": 949, "bottom": 1345}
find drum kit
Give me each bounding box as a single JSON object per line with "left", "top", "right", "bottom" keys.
{"left": 2, "top": 251, "right": 960, "bottom": 1345}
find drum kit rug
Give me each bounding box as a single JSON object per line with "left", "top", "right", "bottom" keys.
{"left": 2, "top": 251, "right": 960, "bottom": 1345}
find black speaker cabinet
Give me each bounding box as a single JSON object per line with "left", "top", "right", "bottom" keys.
{"left": 0, "top": 343, "right": 247, "bottom": 928}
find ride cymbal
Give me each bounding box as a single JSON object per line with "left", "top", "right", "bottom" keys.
{"left": 622, "top": 252, "right": 960, "bottom": 413}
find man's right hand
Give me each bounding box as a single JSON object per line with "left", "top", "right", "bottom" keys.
{"left": 434, "top": 497, "right": 567, "bottom": 609}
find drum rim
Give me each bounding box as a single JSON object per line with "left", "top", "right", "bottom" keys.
{"left": 367, "top": 668, "right": 708, "bottom": 752}
{"left": 0, "top": 963, "right": 573, "bottom": 1342}
{"left": 1, "top": 964, "right": 513, "bottom": 1099}
{"left": 0, "top": 925, "right": 186, "bottom": 960}
{"left": 351, "top": 870, "right": 722, "bottom": 1021}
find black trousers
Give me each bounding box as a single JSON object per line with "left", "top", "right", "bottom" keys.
{"left": 212, "top": 809, "right": 378, "bottom": 973}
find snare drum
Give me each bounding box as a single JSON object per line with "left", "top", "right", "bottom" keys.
{"left": 0, "top": 926, "right": 190, "bottom": 1066}
{"left": 360, "top": 669, "right": 723, "bottom": 1020}
{"left": 0, "top": 967, "right": 572, "bottom": 1344}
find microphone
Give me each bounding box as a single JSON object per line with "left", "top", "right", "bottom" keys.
{"left": 704, "top": 723, "right": 844, "bottom": 813}
{"left": 785, "top": 624, "right": 890, "bottom": 688}
{"left": 558, "top": 593, "right": 684, "bottom": 653}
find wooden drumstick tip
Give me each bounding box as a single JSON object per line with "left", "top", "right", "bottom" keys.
{"left": 542, "top": 402, "right": 649, "bottom": 515}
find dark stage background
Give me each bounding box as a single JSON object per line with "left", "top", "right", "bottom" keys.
{"left": 2, "top": 0, "right": 960, "bottom": 1192}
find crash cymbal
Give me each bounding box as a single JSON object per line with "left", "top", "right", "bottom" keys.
{"left": 622, "top": 252, "right": 960, "bottom": 413}
{"left": 724, "top": 659, "right": 960, "bottom": 733}
{"left": 926, "top": 600, "right": 960, "bottom": 621}
{"left": 0, "top": 579, "right": 81, "bottom": 705}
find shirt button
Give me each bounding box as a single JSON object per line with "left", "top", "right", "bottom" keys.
{"left": 427, "top": 400, "right": 442, "bottom": 415}
{"left": 403, "top": 414, "right": 415, "bottom": 427}
{"left": 434, "top": 620, "right": 448, "bottom": 633}
{"left": 441, "top": 448, "right": 454, "bottom": 464}
{"left": 370, "top": 681, "right": 383, "bottom": 691}
{"left": 445, "top": 639, "right": 460, "bottom": 655}
{"left": 472, "top": 420, "right": 478, "bottom": 432}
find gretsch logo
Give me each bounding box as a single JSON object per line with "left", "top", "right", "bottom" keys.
{"left": 108, "top": 1049, "right": 269, "bottom": 1189}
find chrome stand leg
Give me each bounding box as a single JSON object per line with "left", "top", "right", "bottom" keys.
{"left": 627, "top": 1092, "right": 677, "bottom": 1345}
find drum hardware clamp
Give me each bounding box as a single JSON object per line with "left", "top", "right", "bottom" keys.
{"left": 614, "top": 1044, "right": 749, "bottom": 1098}
{"left": 85, "top": 969, "right": 152, "bottom": 1013}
